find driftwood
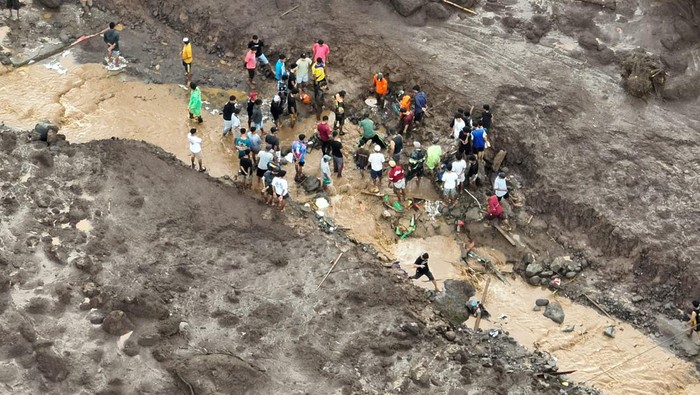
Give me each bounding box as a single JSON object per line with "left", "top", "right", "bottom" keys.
{"left": 473, "top": 277, "right": 491, "bottom": 330}
{"left": 316, "top": 253, "right": 343, "bottom": 291}
{"left": 442, "top": 0, "right": 478, "bottom": 15}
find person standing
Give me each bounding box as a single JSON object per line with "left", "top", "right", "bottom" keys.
{"left": 398, "top": 107, "right": 414, "bottom": 135}
{"left": 398, "top": 90, "right": 411, "bottom": 111}
{"left": 333, "top": 90, "right": 346, "bottom": 134}
{"left": 296, "top": 53, "right": 313, "bottom": 91}
{"left": 413, "top": 85, "right": 427, "bottom": 124}
{"left": 222, "top": 95, "right": 240, "bottom": 137}
{"left": 292, "top": 134, "right": 308, "bottom": 182}
{"left": 247, "top": 35, "right": 274, "bottom": 75}
{"left": 256, "top": 145, "right": 274, "bottom": 188}
{"left": 187, "top": 128, "right": 206, "bottom": 172}
{"left": 246, "top": 92, "right": 257, "bottom": 128}
{"left": 313, "top": 80, "right": 327, "bottom": 121}
{"left": 80, "top": 0, "right": 93, "bottom": 17}
{"left": 238, "top": 149, "right": 253, "bottom": 189}
{"left": 188, "top": 82, "right": 203, "bottom": 124}
{"left": 426, "top": 143, "right": 442, "bottom": 172}
{"left": 312, "top": 39, "right": 330, "bottom": 65}
{"left": 451, "top": 153, "right": 468, "bottom": 194}
{"left": 387, "top": 130, "right": 403, "bottom": 163}
{"left": 388, "top": 160, "right": 406, "bottom": 201}
{"left": 329, "top": 131, "right": 344, "bottom": 178}
{"left": 249, "top": 127, "right": 262, "bottom": 163}
{"left": 368, "top": 145, "right": 385, "bottom": 192}
{"left": 265, "top": 127, "right": 281, "bottom": 158}
{"left": 481, "top": 104, "right": 493, "bottom": 132}
{"left": 372, "top": 73, "right": 388, "bottom": 109}
{"left": 312, "top": 57, "right": 326, "bottom": 87}
{"left": 103, "top": 22, "right": 121, "bottom": 68}
{"left": 262, "top": 165, "right": 279, "bottom": 204}
{"left": 271, "top": 170, "right": 290, "bottom": 211}
{"left": 251, "top": 99, "right": 264, "bottom": 132}
{"left": 465, "top": 154, "right": 479, "bottom": 187}
{"left": 270, "top": 95, "right": 284, "bottom": 128}
{"left": 275, "top": 54, "right": 287, "bottom": 81}
{"left": 317, "top": 115, "right": 332, "bottom": 155}
{"left": 320, "top": 155, "right": 333, "bottom": 192}
{"left": 413, "top": 253, "right": 439, "bottom": 292}
{"left": 181, "top": 37, "right": 193, "bottom": 86}
{"left": 485, "top": 192, "right": 510, "bottom": 230}
{"left": 471, "top": 120, "right": 488, "bottom": 161}
{"left": 235, "top": 128, "right": 251, "bottom": 159}
{"left": 450, "top": 112, "right": 465, "bottom": 139}
{"left": 277, "top": 75, "right": 289, "bottom": 106}
{"left": 244, "top": 47, "right": 257, "bottom": 88}
{"left": 407, "top": 141, "right": 426, "bottom": 189}
{"left": 287, "top": 63, "right": 298, "bottom": 93}
{"left": 442, "top": 164, "right": 458, "bottom": 206}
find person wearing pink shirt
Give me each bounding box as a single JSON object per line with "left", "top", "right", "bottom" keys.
{"left": 312, "top": 39, "right": 330, "bottom": 64}
{"left": 244, "top": 48, "right": 257, "bottom": 88}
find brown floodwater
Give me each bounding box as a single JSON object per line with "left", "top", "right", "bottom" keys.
{"left": 0, "top": 49, "right": 698, "bottom": 395}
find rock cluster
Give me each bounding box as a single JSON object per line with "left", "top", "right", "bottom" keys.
{"left": 522, "top": 255, "right": 587, "bottom": 287}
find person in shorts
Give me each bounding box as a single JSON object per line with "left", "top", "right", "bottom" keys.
{"left": 413, "top": 253, "right": 439, "bottom": 292}
{"left": 244, "top": 47, "right": 257, "bottom": 88}
{"left": 262, "top": 166, "right": 278, "bottom": 204}
{"left": 265, "top": 126, "right": 281, "bottom": 158}
{"left": 222, "top": 95, "right": 240, "bottom": 136}
{"left": 442, "top": 164, "right": 458, "bottom": 206}
{"left": 6, "top": 0, "right": 20, "bottom": 20}
{"left": 291, "top": 134, "right": 307, "bottom": 182}
{"left": 248, "top": 35, "right": 274, "bottom": 75}
{"left": 271, "top": 170, "right": 290, "bottom": 211}
{"left": 288, "top": 89, "right": 298, "bottom": 129}
{"left": 80, "top": 0, "right": 93, "bottom": 17}
{"left": 103, "top": 22, "right": 120, "bottom": 67}
{"left": 256, "top": 145, "right": 274, "bottom": 186}
{"left": 181, "top": 37, "right": 193, "bottom": 86}
{"left": 296, "top": 53, "right": 312, "bottom": 90}
{"left": 187, "top": 128, "right": 206, "bottom": 172}
{"left": 387, "top": 160, "right": 406, "bottom": 202}
{"left": 238, "top": 149, "right": 253, "bottom": 189}
{"left": 368, "top": 145, "right": 385, "bottom": 192}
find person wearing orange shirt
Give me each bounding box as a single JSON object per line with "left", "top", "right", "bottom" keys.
{"left": 398, "top": 89, "right": 411, "bottom": 111}
{"left": 372, "top": 72, "right": 388, "bottom": 109}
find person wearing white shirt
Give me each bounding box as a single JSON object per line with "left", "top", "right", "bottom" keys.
{"left": 451, "top": 112, "right": 466, "bottom": 139}
{"left": 442, "top": 165, "right": 459, "bottom": 206}
{"left": 493, "top": 172, "right": 522, "bottom": 207}
{"left": 451, "top": 153, "right": 467, "bottom": 193}
{"left": 368, "top": 145, "right": 385, "bottom": 191}
{"left": 271, "top": 170, "right": 290, "bottom": 211}
{"left": 256, "top": 145, "right": 274, "bottom": 187}
{"left": 187, "top": 128, "right": 206, "bottom": 172}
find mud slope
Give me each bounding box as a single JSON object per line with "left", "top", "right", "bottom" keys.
{"left": 0, "top": 128, "right": 594, "bottom": 394}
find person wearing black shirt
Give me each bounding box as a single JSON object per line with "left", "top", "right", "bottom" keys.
{"left": 270, "top": 96, "right": 284, "bottom": 127}
{"left": 222, "top": 95, "right": 239, "bottom": 136}
{"left": 413, "top": 252, "right": 439, "bottom": 292}
{"left": 313, "top": 81, "right": 327, "bottom": 121}
{"left": 481, "top": 104, "right": 493, "bottom": 132}
{"left": 247, "top": 35, "right": 274, "bottom": 75}
{"left": 239, "top": 149, "right": 253, "bottom": 189}
{"left": 288, "top": 91, "right": 298, "bottom": 129}
{"left": 246, "top": 93, "right": 257, "bottom": 128}
{"left": 265, "top": 127, "right": 281, "bottom": 158}
{"left": 104, "top": 22, "right": 121, "bottom": 67}
{"left": 458, "top": 127, "right": 471, "bottom": 155}
{"left": 329, "top": 131, "right": 344, "bottom": 177}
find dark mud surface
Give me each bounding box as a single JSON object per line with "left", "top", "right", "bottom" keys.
{"left": 0, "top": 126, "right": 596, "bottom": 394}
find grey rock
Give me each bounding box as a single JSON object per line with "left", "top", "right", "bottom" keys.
{"left": 525, "top": 263, "right": 544, "bottom": 277}
{"left": 424, "top": 3, "right": 450, "bottom": 20}
{"left": 528, "top": 275, "right": 541, "bottom": 286}
{"left": 543, "top": 302, "right": 565, "bottom": 324}
{"left": 102, "top": 310, "right": 135, "bottom": 336}
{"left": 391, "top": 0, "right": 426, "bottom": 17}
{"left": 444, "top": 331, "right": 456, "bottom": 341}
{"left": 533, "top": 305, "right": 542, "bottom": 312}
{"left": 603, "top": 325, "right": 616, "bottom": 338}
{"left": 522, "top": 253, "right": 535, "bottom": 266}
{"left": 565, "top": 271, "right": 577, "bottom": 279}
{"left": 464, "top": 207, "right": 481, "bottom": 221}
{"left": 631, "top": 295, "right": 644, "bottom": 303}
{"left": 535, "top": 299, "right": 549, "bottom": 307}
{"left": 539, "top": 278, "right": 549, "bottom": 286}
{"left": 540, "top": 270, "right": 553, "bottom": 277}
{"left": 562, "top": 325, "right": 575, "bottom": 333}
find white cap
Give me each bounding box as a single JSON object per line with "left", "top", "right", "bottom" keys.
{"left": 273, "top": 95, "right": 281, "bottom": 102}
{"left": 374, "top": 145, "right": 381, "bottom": 152}
{"left": 413, "top": 141, "right": 421, "bottom": 148}
{"left": 183, "top": 37, "right": 189, "bottom": 43}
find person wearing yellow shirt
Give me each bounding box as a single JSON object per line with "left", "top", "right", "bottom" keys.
{"left": 312, "top": 57, "right": 326, "bottom": 87}
{"left": 180, "top": 37, "right": 193, "bottom": 86}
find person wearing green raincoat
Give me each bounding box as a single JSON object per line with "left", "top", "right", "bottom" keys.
{"left": 188, "top": 82, "right": 203, "bottom": 123}
{"left": 426, "top": 143, "right": 442, "bottom": 171}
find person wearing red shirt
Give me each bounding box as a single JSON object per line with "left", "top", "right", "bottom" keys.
{"left": 485, "top": 193, "right": 511, "bottom": 229}
{"left": 317, "top": 115, "right": 332, "bottom": 155}
{"left": 399, "top": 107, "right": 414, "bottom": 134}
{"left": 388, "top": 160, "right": 406, "bottom": 202}
{"left": 312, "top": 39, "right": 330, "bottom": 64}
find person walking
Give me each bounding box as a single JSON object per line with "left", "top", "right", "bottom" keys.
{"left": 413, "top": 253, "right": 439, "bottom": 292}
{"left": 317, "top": 115, "right": 332, "bottom": 155}
{"left": 222, "top": 95, "right": 240, "bottom": 137}
{"left": 271, "top": 170, "right": 290, "bottom": 211}
{"left": 103, "top": 22, "right": 121, "bottom": 68}
{"left": 388, "top": 160, "right": 406, "bottom": 201}
{"left": 296, "top": 53, "right": 313, "bottom": 91}
{"left": 244, "top": 47, "right": 257, "bottom": 88}
{"left": 188, "top": 82, "right": 203, "bottom": 124}
{"left": 329, "top": 131, "right": 344, "bottom": 178}
{"left": 471, "top": 120, "right": 488, "bottom": 161}
{"left": 372, "top": 73, "right": 388, "bottom": 108}
{"left": 292, "top": 134, "right": 308, "bottom": 182}
{"left": 358, "top": 113, "right": 385, "bottom": 149}
{"left": 333, "top": 90, "right": 346, "bottom": 134}
{"left": 413, "top": 85, "right": 427, "bottom": 124}
{"left": 312, "top": 39, "right": 330, "bottom": 65}
{"left": 247, "top": 35, "right": 274, "bottom": 76}
{"left": 181, "top": 37, "right": 193, "bottom": 86}
{"left": 368, "top": 145, "right": 385, "bottom": 192}
{"left": 187, "top": 128, "right": 206, "bottom": 172}
{"left": 493, "top": 172, "right": 522, "bottom": 207}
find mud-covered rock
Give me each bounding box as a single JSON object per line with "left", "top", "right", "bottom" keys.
{"left": 35, "top": 349, "right": 69, "bottom": 382}
{"left": 37, "top": 0, "right": 63, "bottom": 9}
{"left": 102, "top": 310, "right": 135, "bottom": 336}
{"left": 528, "top": 275, "right": 541, "bottom": 286}
{"left": 543, "top": 302, "right": 565, "bottom": 324}
{"left": 391, "top": 0, "right": 426, "bottom": 17}
{"left": 123, "top": 339, "right": 140, "bottom": 357}
{"left": 535, "top": 299, "right": 549, "bottom": 307}
{"left": 424, "top": 3, "right": 450, "bottom": 20}
{"left": 137, "top": 332, "right": 161, "bottom": 347}
{"left": 525, "top": 263, "right": 543, "bottom": 277}
{"left": 433, "top": 280, "right": 475, "bottom": 325}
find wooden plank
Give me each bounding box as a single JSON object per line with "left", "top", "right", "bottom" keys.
{"left": 281, "top": 4, "right": 300, "bottom": 17}
{"left": 494, "top": 224, "right": 516, "bottom": 246}
{"left": 442, "top": 0, "right": 478, "bottom": 15}
{"left": 316, "top": 253, "right": 343, "bottom": 291}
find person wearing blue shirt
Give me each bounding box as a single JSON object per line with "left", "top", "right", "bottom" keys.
{"left": 275, "top": 54, "right": 287, "bottom": 81}
{"left": 291, "top": 134, "right": 308, "bottom": 181}
{"left": 470, "top": 119, "right": 488, "bottom": 161}
{"left": 413, "top": 85, "right": 428, "bottom": 124}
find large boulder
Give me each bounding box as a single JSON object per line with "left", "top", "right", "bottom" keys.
{"left": 391, "top": 0, "right": 426, "bottom": 16}
{"left": 543, "top": 302, "right": 565, "bottom": 324}
{"left": 424, "top": 2, "right": 450, "bottom": 20}
{"left": 433, "top": 280, "right": 475, "bottom": 325}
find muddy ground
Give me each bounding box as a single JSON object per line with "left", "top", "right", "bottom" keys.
{"left": 1, "top": 0, "right": 700, "bottom": 393}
